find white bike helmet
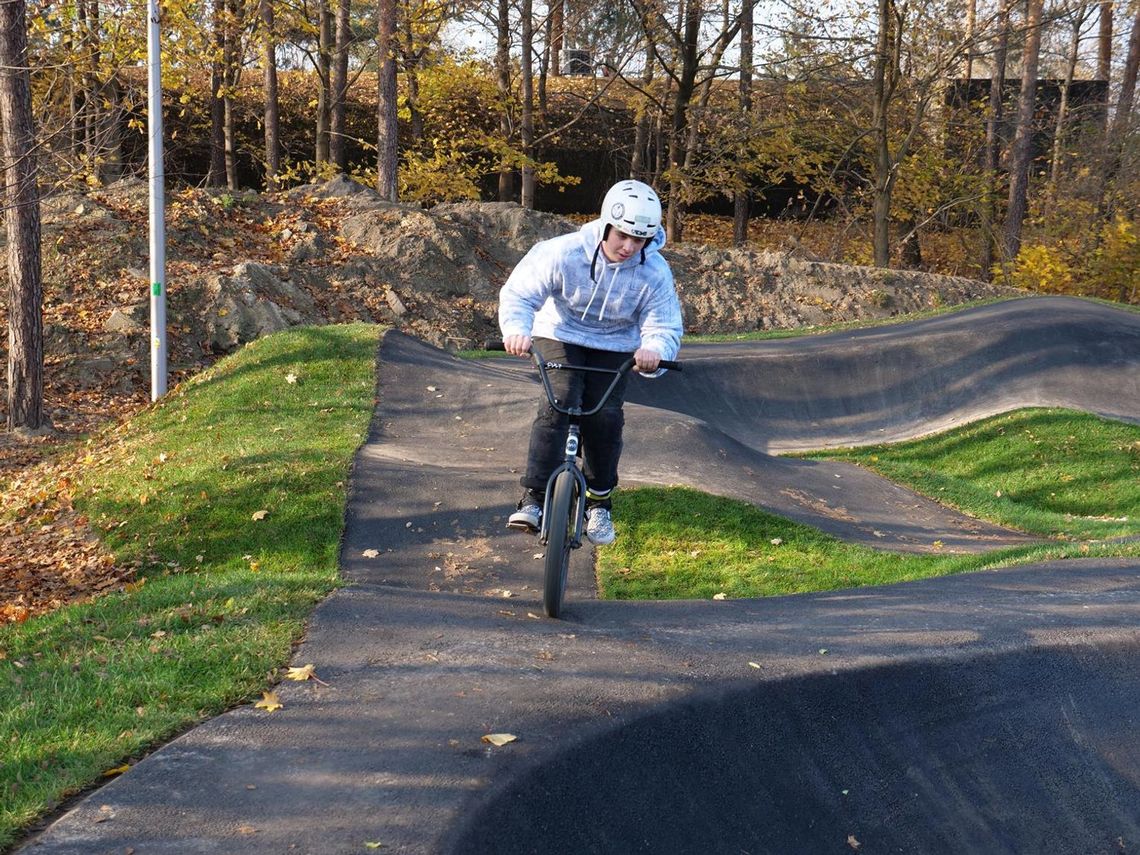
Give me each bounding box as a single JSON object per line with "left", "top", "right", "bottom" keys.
{"left": 601, "top": 179, "right": 662, "bottom": 239}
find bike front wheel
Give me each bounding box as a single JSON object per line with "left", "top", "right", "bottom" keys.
{"left": 543, "top": 469, "right": 578, "bottom": 618}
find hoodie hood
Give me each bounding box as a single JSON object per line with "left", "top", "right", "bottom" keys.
{"left": 578, "top": 218, "right": 667, "bottom": 276}
{"left": 497, "top": 218, "right": 683, "bottom": 361}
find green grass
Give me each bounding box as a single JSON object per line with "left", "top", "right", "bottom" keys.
{"left": 598, "top": 486, "right": 1140, "bottom": 601}
{"left": 803, "top": 409, "right": 1140, "bottom": 541}
{"left": 598, "top": 409, "right": 1140, "bottom": 600}
{"left": 0, "top": 323, "right": 379, "bottom": 849}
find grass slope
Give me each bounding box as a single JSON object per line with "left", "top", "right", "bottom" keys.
{"left": 0, "top": 324, "right": 379, "bottom": 849}
{"left": 599, "top": 409, "right": 1140, "bottom": 600}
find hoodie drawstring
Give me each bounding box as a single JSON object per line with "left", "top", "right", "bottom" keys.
{"left": 589, "top": 241, "right": 603, "bottom": 283}
{"left": 584, "top": 238, "right": 649, "bottom": 322}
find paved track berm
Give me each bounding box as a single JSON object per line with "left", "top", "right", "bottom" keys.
{"left": 21, "top": 297, "right": 1140, "bottom": 854}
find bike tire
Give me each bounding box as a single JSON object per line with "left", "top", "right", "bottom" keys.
{"left": 543, "top": 469, "right": 577, "bottom": 618}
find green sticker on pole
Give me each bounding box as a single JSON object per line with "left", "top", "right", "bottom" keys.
{"left": 152, "top": 282, "right": 163, "bottom": 296}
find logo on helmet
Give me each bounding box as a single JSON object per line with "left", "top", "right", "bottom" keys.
{"left": 611, "top": 203, "right": 625, "bottom": 220}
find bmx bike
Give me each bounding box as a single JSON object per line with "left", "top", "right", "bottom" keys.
{"left": 486, "top": 341, "right": 682, "bottom": 618}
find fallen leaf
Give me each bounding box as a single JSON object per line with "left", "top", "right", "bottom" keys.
{"left": 103, "top": 764, "right": 130, "bottom": 777}
{"left": 285, "top": 373, "right": 298, "bottom": 384}
{"left": 364, "top": 843, "right": 385, "bottom": 850}
{"left": 94, "top": 805, "right": 114, "bottom": 823}
{"left": 362, "top": 548, "right": 380, "bottom": 558}
{"left": 748, "top": 661, "right": 761, "bottom": 669}
{"left": 285, "top": 664, "right": 317, "bottom": 681}
{"left": 819, "top": 648, "right": 829, "bottom": 655}
{"left": 712, "top": 592, "right": 727, "bottom": 600}
{"left": 251, "top": 510, "right": 269, "bottom": 521}
{"left": 481, "top": 733, "right": 517, "bottom": 746}
{"left": 770, "top": 537, "right": 783, "bottom": 546}
{"left": 238, "top": 825, "right": 258, "bottom": 835}
{"left": 254, "top": 691, "right": 282, "bottom": 712}
{"left": 847, "top": 834, "right": 861, "bottom": 850}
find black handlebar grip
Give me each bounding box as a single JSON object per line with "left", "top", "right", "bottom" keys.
{"left": 659, "top": 360, "right": 682, "bottom": 371}
{"left": 483, "top": 340, "right": 507, "bottom": 351}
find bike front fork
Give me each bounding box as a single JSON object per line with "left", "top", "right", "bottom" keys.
{"left": 539, "top": 424, "right": 587, "bottom": 548}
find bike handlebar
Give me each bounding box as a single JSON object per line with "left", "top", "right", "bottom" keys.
{"left": 482, "top": 340, "right": 682, "bottom": 372}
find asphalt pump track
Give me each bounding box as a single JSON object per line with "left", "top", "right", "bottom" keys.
{"left": 20, "top": 296, "right": 1140, "bottom": 854}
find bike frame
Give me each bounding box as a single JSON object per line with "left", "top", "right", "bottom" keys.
{"left": 484, "top": 337, "right": 680, "bottom": 618}
{"left": 531, "top": 345, "right": 636, "bottom": 549}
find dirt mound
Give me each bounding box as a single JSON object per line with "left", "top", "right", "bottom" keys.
{"left": 4, "top": 174, "right": 1023, "bottom": 444}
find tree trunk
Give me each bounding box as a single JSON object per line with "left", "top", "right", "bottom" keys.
{"left": 261, "top": 0, "right": 281, "bottom": 190}
{"left": 1114, "top": 9, "right": 1140, "bottom": 138}
{"left": 538, "top": 12, "right": 550, "bottom": 117}
{"left": 208, "top": 0, "right": 226, "bottom": 186}
{"left": 82, "top": 0, "right": 102, "bottom": 183}
{"left": 330, "top": 0, "right": 351, "bottom": 170}
{"left": 1002, "top": 0, "right": 1045, "bottom": 263}
{"left": 71, "top": 4, "right": 86, "bottom": 160}
{"left": 223, "top": 0, "right": 239, "bottom": 189}
{"left": 520, "top": 0, "right": 535, "bottom": 208}
{"left": 1097, "top": 0, "right": 1112, "bottom": 81}
{"left": 870, "top": 0, "right": 898, "bottom": 268}
{"left": 631, "top": 42, "right": 654, "bottom": 179}
{"left": 495, "top": 0, "right": 513, "bottom": 202}
{"left": 979, "top": 0, "right": 1011, "bottom": 278}
{"left": 732, "top": 0, "right": 753, "bottom": 246}
{"left": 315, "top": 0, "right": 332, "bottom": 166}
{"left": 964, "top": 0, "right": 976, "bottom": 80}
{"left": 397, "top": 16, "right": 425, "bottom": 144}
{"left": 0, "top": 0, "right": 45, "bottom": 431}
{"left": 550, "top": 0, "right": 563, "bottom": 77}
{"left": 376, "top": 0, "right": 398, "bottom": 200}
{"left": 665, "top": 0, "right": 701, "bottom": 243}
{"left": 1049, "top": 6, "right": 1086, "bottom": 197}
{"left": 98, "top": 74, "right": 124, "bottom": 183}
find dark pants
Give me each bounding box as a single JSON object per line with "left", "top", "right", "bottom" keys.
{"left": 522, "top": 338, "right": 634, "bottom": 509}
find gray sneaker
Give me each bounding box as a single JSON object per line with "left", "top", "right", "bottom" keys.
{"left": 585, "top": 506, "right": 616, "bottom": 545}
{"left": 508, "top": 494, "right": 542, "bottom": 533}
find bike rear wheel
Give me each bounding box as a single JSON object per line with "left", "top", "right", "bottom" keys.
{"left": 543, "top": 469, "right": 578, "bottom": 618}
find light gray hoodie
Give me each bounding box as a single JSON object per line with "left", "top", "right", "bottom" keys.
{"left": 498, "top": 219, "right": 683, "bottom": 360}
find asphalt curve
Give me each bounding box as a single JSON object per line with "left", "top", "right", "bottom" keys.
{"left": 19, "top": 296, "right": 1140, "bottom": 855}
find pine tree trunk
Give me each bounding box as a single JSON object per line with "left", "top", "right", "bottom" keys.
{"left": 631, "top": 44, "right": 654, "bottom": 180}
{"left": 330, "top": 0, "right": 350, "bottom": 170}
{"left": 1114, "top": 9, "right": 1140, "bottom": 138}
{"left": 979, "top": 0, "right": 1010, "bottom": 279}
{"left": 665, "top": 0, "right": 701, "bottom": 244}
{"left": 0, "top": 0, "right": 45, "bottom": 431}
{"left": 261, "top": 0, "right": 280, "bottom": 190}
{"left": 1097, "top": 0, "right": 1112, "bottom": 82}
{"left": 208, "top": 0, "right": 226, "bottom": 186}
{"left": 315, "top": 0, "right": 332, "bottom": 166}
{"left": 1002, "top": 0, "right": 1045, "bottom": 263}
{"left": 871, "top": 0, "right": 897, "bottom": 268}
{"left": 223, "top": 0, "right": 239, "bottom": 190}
{"left": 376, "top": 0, "right": 398, "bottom": 200}
{"left": 550, "top": 0, "right": 563, "bottom": 77}
{"left": 1049, "top": 7, "right": 1085, "bottom": 197}
{"left": 520, "top": 0, "right": 535, "bottom": 208}
{"left": 495, "top": 0, "right": 514, "bottom": 201}
{"left": 733, "top": 0, "right": 753, "bottom": 247}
